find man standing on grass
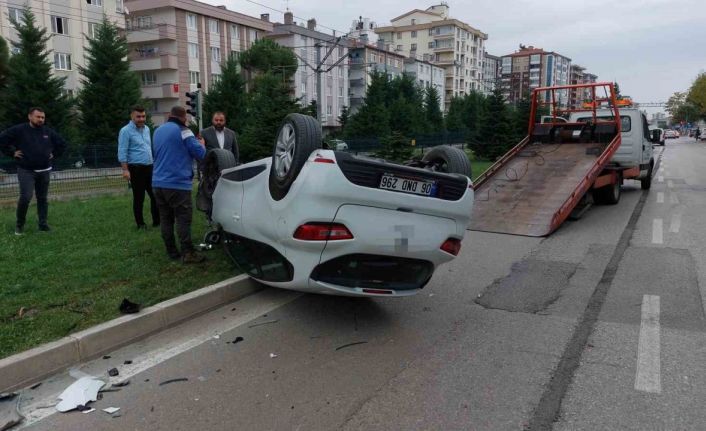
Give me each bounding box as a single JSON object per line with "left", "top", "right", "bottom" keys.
{"left": 118, "top": 106, "right": 159, "bottom": 230}
{"left": 0, "top": 107, "right": 66, "bottom": 235}
{"left": 152, "top": 106, "right": 206, "bottom": 263}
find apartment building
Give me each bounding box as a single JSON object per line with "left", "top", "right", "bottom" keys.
{"left": 403, "top": 58, "right": 446, "bottom": 112}
{"left": 500, "top": 45, "right": 571, "bottom": 107}
{"left": 481, "top": 51, "right": 500, "bottom": 95}
{"left": 348, "top": 40, "right": 406, "bottom": 114}
{"left": 568, "top": 64, "right": 599, "bottom": 109}
{"left": 375, "top": 4, "right": 488, "bottom": 109}
{"left": 0, "top": 0, "right": 125, "bottom": 96}
{"left": 267, "top": 12, "right": 349, "bottom": 130}
{"left": 125, "top": 0, "right": 272, "bottom": 124}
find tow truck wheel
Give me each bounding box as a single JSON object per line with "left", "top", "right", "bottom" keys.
{"left": 594, "top": 173, "right": 621, "bottom": 205}
{"left": 641, "top": 162, "right": 653, "bottom": 190}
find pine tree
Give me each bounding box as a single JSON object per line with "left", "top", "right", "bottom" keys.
{"left": 445, "top": 97, "right": 468, "bottom": 133}
{"left": 77, "top": 17, "right": 142, "bottom": 147}
{"left": 476, "top": 88, "right": 513, "bottom": 160}
{"left": 338, "top": 105, "right": 350, "bottom": 129}
{"left": 0, "top": 35, "right": 9, "bottom": 90}
{"left": 344, "top": 71, "right": 391, "bottom": 139}
{"left": 424, "top": 86, "right": 444, "bottom": 132}
{"left": 203, "top": 55, "right": 247, "bottom": 133}
{"left": 5, "top": 7, "right": 72, "bottom": 135}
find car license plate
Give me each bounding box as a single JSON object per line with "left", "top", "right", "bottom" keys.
{"left": 379, "top": 174, "right": 436, "bottom": 196}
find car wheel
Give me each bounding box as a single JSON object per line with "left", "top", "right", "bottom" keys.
{"left": 422, "top": 145, "right": 472, "bottom": 178}
{"left": 269, "top": 113, "right": 321, "bottom": 201}
{"left": 197, "top": 148, "right": 237, "bottom": 213}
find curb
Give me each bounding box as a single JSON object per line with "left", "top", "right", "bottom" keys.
{"left": 0, "top": 274, "right": 261, "bottom": 393}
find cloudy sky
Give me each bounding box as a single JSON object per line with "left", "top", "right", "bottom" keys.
{"left": 215, "top": 0, "right": 706, "bottom": 114}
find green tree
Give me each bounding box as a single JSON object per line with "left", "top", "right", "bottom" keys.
{"left": 375, "top": 131, "right": 413, "bottom": 162}
{"left": 344, "top": 71, "right": 391, "bottom": 139}
{"left": 303, "top": 99, "right": 317, "bottom": 118}
{"left": 445, "top": 96, "right": 468, "bottom": 133}
{"left": 512, "top": 94, "right": 532, "bottom": 140}
{"left": 613, "top": 82, "right": 622, "bottom": 99}
{"left": 475, "top": 88, "right": 513, "bottom": 160}
{"left": 203, "top": 54, "right": 247, "bottom": 133}
{"left": 240, "top": 38, "right": 297, "bottom": 80}
{"left": 687, "top": 73, "right": 706, "bottom": 119}
{"left": 5, "top": 7, "right": 73, "bottom": 135}
{"left": 0, "top": 35, "right": 9, "bottom": 89}
{"left": 239, "top": 72, "right": 302, "bottom": 162}
{"left": 424, "top": 86, "right": 444, "bottom": 133}
{"left": 77, "top": 17, "right": 142, "bottom": 147}
{"left": 337, "top": 105, "right": 350, "bottom": 129}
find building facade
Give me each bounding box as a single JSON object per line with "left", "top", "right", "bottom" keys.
{"left": 568, "top": 65, "right": 599, "bottom": 109}
{"left": 374, "top": 4, "right": 488, "bottom": 110}
{"left": 0, "top": 0, "right": 126, "bottom": 97}
{"left": 348, "top": 40, "right": 406, "bottom": 114}
{"left": 481, "top": 51, "right": 500, "bottom": 95}
{"left": 403, "top": 58, "right": 446, "bottom": 112}
{"left": 125, "top": 0, "right": 272, "bottom": 124}
{"left": 349, "top": 16, "right": 378, "bottom": 45}
{"left": 267, "top": 12, "right": 349, "bottom": 129}
{"left": 500, "top": 45, "right": 572, "bottom": 107}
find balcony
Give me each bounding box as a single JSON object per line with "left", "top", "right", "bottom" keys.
{"left": 127, "top": 23, "right": 177, "bottom": 44}
{"left": 433, "top": 45, "right": 454, "bottom": 52}
{"left": 141, "top": 83, "right": 181, "bottom": 99}
{"left": 433, "top": 32, "right": 454, "bottom": 40}
{"left": 131, "top": 54, "right": 178, "bottom": 71}
{"left": 349, "top": 77, "right": 365, "bottom": 87}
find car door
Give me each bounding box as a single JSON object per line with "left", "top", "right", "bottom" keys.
{"left": 640, "top": 113, "right": 653, "bottom": 164}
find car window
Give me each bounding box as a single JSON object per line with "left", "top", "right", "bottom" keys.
{"left": 576, "top": 115, "right": 631, "bottom": 132}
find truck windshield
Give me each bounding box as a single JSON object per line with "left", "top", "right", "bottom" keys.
{"left": 575, "top": 116, "right": 631, "bottom": 132}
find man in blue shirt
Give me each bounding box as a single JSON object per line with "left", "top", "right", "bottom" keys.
{"left": 118, "top": 106, "right": 158, "bottom": 229}
{"left": 0, "top": 107, "right": 66, "bottom": 235}
{"left": 152, "top": 106, "right": 206, "bottom": 263}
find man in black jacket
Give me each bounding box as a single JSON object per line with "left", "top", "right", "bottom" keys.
{"left": 0, "top": 107, "right": 67, "bottom": 235}
{"left": 200, "top": 112, "right": 238, "bottom": 163}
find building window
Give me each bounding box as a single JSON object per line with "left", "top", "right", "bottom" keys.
{"left": 249, "top": 29, "right": 259, "bottom": 42}
{"left": 87, "top": 22, "right": 99, "bottom": 38}
{"left": 302, "top": 82, "right": 306, "bottom": 93}
{"left": 51, "top": 16, "right": 68, "bottom": 35}
{"left": 396, "top": 45, "right": 402, "bottom": 51}
{"left": 188, "top": 43, "right": 199, "bottom": 58}
{"left": 327, "top": 105, "right": 332, "bottom": 115}
{"left": 86, "top": 0, "right": 102, "bottom": 6}
{"left": 137, "top": 45, "right": 158, "bottom": 57}
{"left": 141, "top": 71, "right": 156, "bottom": 86}
{"left": 211, "top": 74, "right": 221, "bottom": 84}
{"left": 8, "top": 7, "right": 22, "bottom": 24}
{"left": 60, "top": 88, "right": 75, "bottom": 98}
{"left": 338, "top": 66, "right": 343, "bottom": 77}
{"left": 211, "top": 46, "right": 221, "bottom": 62}
{"left": 135, "top": 16, "right": 152, "bottom": 29}
{"left": 187, "top": 13, "right": 197, "bottom": 30}
{"left": 230, "top": 50, "right": 240, "bottom": 60}
{"left": 428, "top": 28, "right": 433, "bottom": 36}
{"left": 411, "top": 30, "right": 417, "bottom": 38}
{"left": 338, "top": 87, "right": 343, "bottom": 97}
{"left": 189, "top": 71, "right": 200, "bottom": 85}
{"left": 231, "top": 24, "right": 240, "bottom": 39}
{"left": 209, "top": 19, "right": 219, "bottom": 33}
{"left": 411, "top": 43, "right": 417, "bottom": 51}
{"left": 115, "top": 0, "right": 123, "bottom": 13}
{"left": 411, "top": 19, "right": 416, "bottom": 25}
{"left": 54, "top": 53, "right": 71, "bottom": 70}
{"left": 396, "top": 32, "right": 401, "bottom": 40}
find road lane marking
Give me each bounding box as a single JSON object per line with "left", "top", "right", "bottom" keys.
{"left": 670, "top": 193, "right": 679, "bottom": 205}
{"left": 669, "top": 213, "right": 682, "bottom": 233}
{"left": 635, "top": 295, "right": 661, "bottom": 394}
{"left": 667, "top": 180, "right": 674, "bottom": 189}
{"left": 658, "top": 176, "right": 664, "bottom": 183}
{"left": 656, "top": 192, "right": 664, "bottom": 204}
{"left": 652, "top": 219, "right": 663, "bottom": 244}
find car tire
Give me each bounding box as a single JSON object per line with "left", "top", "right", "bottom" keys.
{"left": 269, "top": 113, "right": 321, "bottom": 201}
{"left": 594, "top": 173, "right": 621, "bottom": 205}
{"left": 422, "top": 145, "right": 472, "bottom": 178}
{"left": 641, "top": 162, "right": 653, "bottom": 190}
{"left": 197, "top": 148, "right": 237, "bottom": 213}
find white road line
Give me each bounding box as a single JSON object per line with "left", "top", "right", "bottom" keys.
{"left": 670, "top": 213, "right": 682, "bottom": 233}
{"left": 667, "top": 180, "right": 674, "bottom": 189}
{"left": 670, "top": 193, "right": 680, "bottom": 205}
{"left": 658, "top": 176, "right": 664, "bottom": 183}
{"left": 652, "top": 219, "right": 663, "bottom": 244}
{"left": 635, "top": 295, "right": 661, "bottom": 394}
{"left": 656, "top": 192, "right": 664, "bottom": 204}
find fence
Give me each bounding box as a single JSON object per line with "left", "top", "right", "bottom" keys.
{"left": 0, "top": 144, "right": 126, "bottom": 206}
{"left": 343, "top": 130, "right": 470, "bottom": 155}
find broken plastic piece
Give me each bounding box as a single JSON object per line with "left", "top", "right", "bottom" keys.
{"left": 102, "top": 355, "right": 111, "bottom": 360}
{"left": 56, "top": 377, "right": 106, "bottom": 413}
{"left": 81, "top": 408, "right": 95, "bottom": 414}
{"left": 335, "top": 341, "right": 368, "bottom": 351}
{"left": 248, "top": 319, "right": 279, "bottom": 328}
{"left": 0, "top": 392, "right": 24, "bottom": 431}
{"left": 112, "top": 381, "right": 130, "bottom": 388}
{"left": 108, "top": 368, "right": 119, "bottom": 377}
{"left": 159, "top": 378, "right": 189, "bottom": 386}
{"left": 102, "top": 407, "right": 120, "bottom": 414}
{"left": 119, "top": 298, "right": 141, "bottom": 314}
{"left": 233, "top": 336, "right": 244, "bottom": 344}
{"left": 123, "top": 360, "right": 133, "bottom": 365}
{"left": 269, "top": 353, "right": 278, "bottom": 358}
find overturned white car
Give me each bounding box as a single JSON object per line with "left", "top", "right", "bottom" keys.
{"left": 198, "top": 114, "right": 474, "bottom": 297}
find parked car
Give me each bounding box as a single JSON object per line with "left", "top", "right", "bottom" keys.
{"left": 650, "top": 128, "right": 665, "bottom": 146}
{"left": 328, "top": 139, "right": 349, "bottom": 151}
{"left": 700, "top": 128, "right": 706, "bottom": 141}
{"left": 198, "top": 113, "right": 474, "bottom": 297}
{"left": 664, "top": 129, "right": 678, "bottom": 139}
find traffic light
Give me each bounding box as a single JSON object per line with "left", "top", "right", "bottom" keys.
{"left": 185, "top": 90, "right": 201, "bottom": 119}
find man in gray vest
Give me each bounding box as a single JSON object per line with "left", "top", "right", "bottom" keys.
{"left": 200, "top": 111, "right": 238, "bottom": 163}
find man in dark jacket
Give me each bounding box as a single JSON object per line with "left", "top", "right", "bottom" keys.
{"left": 0, "top": 107, "right": 66, "bottom": 235}
{"left": 200, "top": 112, "right": 238, "bottom": 163}
{"left": 152, "top": 106, "right": 206, "bottom": 263}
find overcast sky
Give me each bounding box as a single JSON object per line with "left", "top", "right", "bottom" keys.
{"left": 215, "top": 0, "right": 706, "bottom": 114}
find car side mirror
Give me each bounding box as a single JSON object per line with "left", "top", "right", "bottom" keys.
{"left": 651, "top": 130, "right": 661, "bottom": 143}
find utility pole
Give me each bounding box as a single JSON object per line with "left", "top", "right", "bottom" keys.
{"left": 315, "top": 42, "right": 323, "bottom": 132}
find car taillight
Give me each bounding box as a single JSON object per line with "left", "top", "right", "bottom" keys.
{"left": 313, "top": 157, "right": 335, "bottom": 164}
{"left": 440, "top": 238, "right": 462, "bottom": 256}
{"left": 293, "top": 223, "right": 353, "bottom": 241}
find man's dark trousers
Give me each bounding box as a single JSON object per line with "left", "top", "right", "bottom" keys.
{"left": 16, "top": 166, "right": 50, "bottom": 228}
{"left": 153, "top": 187, "right": 195, "bottom": 256}
{"left": 128, "top": 164, "right": 159, "bottom": 227}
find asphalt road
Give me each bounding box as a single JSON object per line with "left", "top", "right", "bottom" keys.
{"left": 17, "top": 137, "right": 706, "bottom": 430}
